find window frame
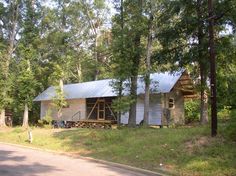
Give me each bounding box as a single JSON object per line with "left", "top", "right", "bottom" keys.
{"left": 168, "top": 98, "right": 175, "bottom": 109}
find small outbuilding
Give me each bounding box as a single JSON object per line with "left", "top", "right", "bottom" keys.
{"left": 34, "top": 70, "right": 195, "bottom": 126}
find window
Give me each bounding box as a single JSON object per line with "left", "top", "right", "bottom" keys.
{"left": 169, "top": 98, "right": 174, "bottom": 109}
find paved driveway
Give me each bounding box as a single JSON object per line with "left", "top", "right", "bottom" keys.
{"left": 0, "top": 143, "right": 157, "bottom": 176}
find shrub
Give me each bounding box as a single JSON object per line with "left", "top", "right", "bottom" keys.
{"left": 185, "top": 100, "right": 200, "bottom": 124}
{"left": 225, "top": 110, "right": 236, "bottom": 141}
{"left": 218, "top": 106, "right": 231, "bottom": 120}
{"left": 37, "top": 110, "right": 53, "bottom": 128}
{"left": 37, "top": 119, "right": 44, "bottom": 127}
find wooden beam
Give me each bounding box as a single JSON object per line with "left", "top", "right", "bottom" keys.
{"left": 105, "top": 103, "right": 117, "bottom": 120}
{"left": 87, "top": 99, "right": 99, "bottom": 119}
{"left": 179, "top": 78, "right": 192, "bottom": 81}
{"left": 180, "top": 83, "right": 192, "bottom": 86}
{"left": 184, "top": 95, "right": 199, "bottom": 99}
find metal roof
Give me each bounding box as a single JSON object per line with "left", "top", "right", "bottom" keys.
{"left": 34, "top": 71, "right": 183, "bottom": 101}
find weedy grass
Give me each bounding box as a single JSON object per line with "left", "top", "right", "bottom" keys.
{"left": 0, "top": 123, "right": 235, "bottom": 175}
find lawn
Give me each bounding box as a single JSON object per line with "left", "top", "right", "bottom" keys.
{"left": 0, "top": 123, "right": 235, "bottom": 176}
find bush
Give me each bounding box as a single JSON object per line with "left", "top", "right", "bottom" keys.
{"left": 37, "top": 110, "right": 53, "bottom": 128}
{"left": 185, "top": 100, "right": 200, "bottom": 124}
{"left": 218, "top": 106, "right": 231, "bottom": 120}
{"left": 225, "top": 110, "right": 236, "bottom": 141}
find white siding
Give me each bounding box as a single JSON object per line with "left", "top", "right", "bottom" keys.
{"left": 121, "top": 112, "right": 129, "bottom": 124}
{"left": 149, "top": 103, "right": 162, "bottom": 125}
{"left": 120, "top": 94, "right": 162, "bottom": 125}
{"left": 40, "top": 99, "right": 86, "bottom": 121}
{"left": 136, "top": 98, "right": 144, "bottom": 124}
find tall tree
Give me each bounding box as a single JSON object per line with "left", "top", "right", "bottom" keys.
{"left": 143, "top": 0, "right": 154, "bottom": 125}
{"left": 38, "top": 0, "right": 109, "bottom": 84}
{"left": 112, "top": 0, "right": 145, "bottom": 127}
{"left": 15, "top": 0, "right": 41, "bottom": 127}
{"left": 208, "top": 0, "right": 217, "bottom": 136}
{"left": 50, "top": 64, "right": 67, "bottom": 122}
{"left": 154, "top": 0, "right": 211, "bottom": 124}
{"left": 0, "top": 0, "right": 21, "bottom": 127}
{"left": 154, "top": 0, "right": 236, "bottom": 125}
{"left": 15, "top": 60, "right": 39, "bottom": 127}
{"left": 80, "top": 0, "right": 110, "bottom": 80}
{"left": 197, "top": 0, "right": 209, "bottom": 124}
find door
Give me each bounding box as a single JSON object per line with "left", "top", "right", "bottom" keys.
{"left": 97, "top": 99, "right": 105, "bottom": 120}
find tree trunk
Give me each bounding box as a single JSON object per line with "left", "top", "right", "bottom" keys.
{"left": 201, "top": 90, "right": 209, "bottom": 124}
{"left": 143, "top": 12, "right": 153, "bottom": 125}
{"left": 128, "top": 0, "right": 142, "bottom": 127}
{"left": 0, "top": 109, "right": 6, "bottom": 127}
{"left": 128, "top": 76, "right": 138, "bottom": 127}
{"left": 81, "top": 1, "right": 99, "bottom": 80}
{"left": 200, "top": 66, "right": 209, "bottom": 124}
{"left": 117, "top": 80, "right": 123, "bottom": 126}
{"left": 116, "top": 0, "right": 124, "bottom": 127}
{"left": 57, "top": 108, "right": 62, "bottom": 121}
{"left": 197, "top": 0, "right": 208, "bottom": 124}
{"left": 58, "top": 79, "right": 63, "bottom": 123}
{"left": 5, "top": 1, "right": 19, "bottom": 76}
{"left": 22, "top": 103, "right": 29, "bottom": 128}
{"left": 1, "top": 2, "right": 19, "bottom": 127}
{"left": 59, "top": 79, "right": 63, "bottom": 92}
{"left": 94, "top": 34, "right": 99, "bottom": 81}
{"left": 208, "top": 0, "right": 217, "bottom": 136}
{"left": 144, "top": 78, "right": 150, "bottom": 125}
{"left": 76, "top": 63, "right": 82, "bottom": 82}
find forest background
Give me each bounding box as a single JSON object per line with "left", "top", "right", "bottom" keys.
{"left": 0, "top": 0, "right": 235, "bottom": 129}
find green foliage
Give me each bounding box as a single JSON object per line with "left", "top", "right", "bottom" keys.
{"left": 12, "top": 127, "right": 25, "bottom": 134}
{"left": 49, "top": 64, "right": 65, "bottom": 85}
{"left": 0, "top": 74, "right": 13, "bottom": 109}
{"left": 15, "top": 60, "right": 40, "bottom": 109}
{"left": 111, "top": 0, "right": 148, "bottom": 124}
{"left": 0, "top": 0, "right": 235, "bottom": 128}
{"left": 37, "top": 109, "right": 53, "bottom": 128}
{"left": 217, "top": 38, "right": 236, "bottom": 109}
{"left": 44, "top": 109, "right": 53, "bottom": 125}
{"left": 217, "top": 107, "right": 231, "bottom": 120}
{"left": 52, "top": 85, "right": 67, "bottom": 111}
{"left": 185, "top": 100, "right": 200, "bottom": 124}
{"left": 112, "top": 96, "right": 135, "bottom": 114}
{"left": 224, "top": 110, "right": 236, "bottom": 141}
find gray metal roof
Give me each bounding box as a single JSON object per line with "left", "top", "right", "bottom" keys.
{"left": 34, "top": 71, "right": 183, "bottom": 101}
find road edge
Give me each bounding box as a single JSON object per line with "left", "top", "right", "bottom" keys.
{"left": 0, "top": 141, "right": 169, "bottom": 176}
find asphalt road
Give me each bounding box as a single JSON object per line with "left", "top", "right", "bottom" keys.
{"left": 0, "top": 143, "right": 153, "bottom": 176}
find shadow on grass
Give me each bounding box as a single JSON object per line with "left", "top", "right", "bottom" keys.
{"left": 51, "top": 126, "right": 236, "bottom": 175}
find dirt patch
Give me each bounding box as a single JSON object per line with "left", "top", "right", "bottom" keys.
{"left": 185, "top": 136, "right": 212, "bottom": 153}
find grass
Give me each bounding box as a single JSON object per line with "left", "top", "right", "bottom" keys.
{"left": 0, "top": 123, "right": 235, "bottom": 175}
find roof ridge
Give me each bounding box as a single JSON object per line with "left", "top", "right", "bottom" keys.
{"left": 34, "top": 70, "right": 185, "bottom": 101}
{"left": 62, "top": 78, "right": 113, "bottom": 87}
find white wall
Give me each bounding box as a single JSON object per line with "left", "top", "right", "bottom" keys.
{"left": 121, "top": 94, "right": 162, "bottom": 125}
{"left": 40, "top": 99, "right": 86, "bottom": 121}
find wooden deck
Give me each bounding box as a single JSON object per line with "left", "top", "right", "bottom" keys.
{"left": 78, "top": 119, "right": 117, "bottom": 124}
{"left": 66, "top": 119, "right": 117, "bottom": 129}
